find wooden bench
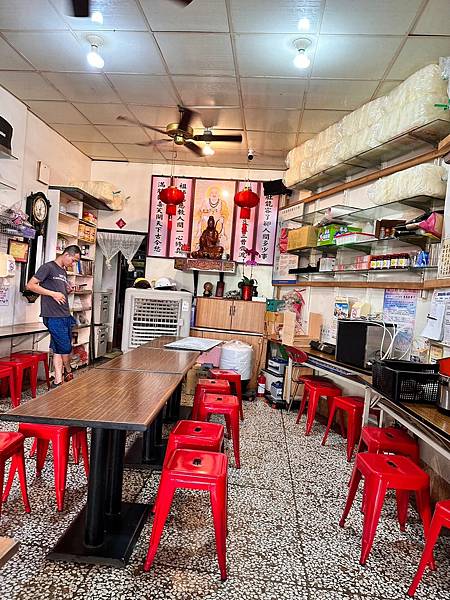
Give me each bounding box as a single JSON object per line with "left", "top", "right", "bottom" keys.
{"left": 0, "top": 537, "right": 18, "bottom": 568}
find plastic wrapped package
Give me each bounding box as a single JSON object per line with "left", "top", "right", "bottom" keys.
{"left": 219, "top": 340, "right": 253, "bottom": 381}
{"left": 368, "top": 164, "right": 447, "bottom": 205}
{"left": 380, "top": 98, "right": 450, "bottom": 142}
{"left": 341, "top": 97, "right": 386, "bottom": 136}
{"left": 283, "top": 166, "right": 301, "bottom": 188}
{"left": 69, "top": 180, "right": 127, "bottom": 211}
{"left": 385, "top": 64, "right": 446, "bottom": 111}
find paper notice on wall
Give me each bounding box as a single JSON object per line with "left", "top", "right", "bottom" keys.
{"left": 383, "top": 289, "right": 419, "bottom": 353}
{"left": 0, "top": 286, "right": 9, "bottom": 306}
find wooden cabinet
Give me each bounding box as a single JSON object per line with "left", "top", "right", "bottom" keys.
{"left": 195, "top": 298, "right": 265, "bottom": 334}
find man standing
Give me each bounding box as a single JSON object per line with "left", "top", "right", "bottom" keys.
{"left": 26, "top": 245, "right": 81, "bottom": 388}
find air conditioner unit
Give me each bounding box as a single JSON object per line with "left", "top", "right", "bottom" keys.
{"left": 122, "top": 288, "right": 192, "bottom": 353}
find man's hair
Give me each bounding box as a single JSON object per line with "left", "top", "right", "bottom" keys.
{"left": 63, "top": 245, "right": 82, "bottom": 257}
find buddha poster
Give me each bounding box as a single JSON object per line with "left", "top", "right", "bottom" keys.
{"left": 191, "top": 179, "right": 236, "bottom": 255}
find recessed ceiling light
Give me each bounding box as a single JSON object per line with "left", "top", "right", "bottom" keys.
{"left": 86, "top": 35, "right": 104, "bottom": 69}
{"left": 292, "top": 38, "right": 312, "bottom": 70}
{"left": 91, "top": 10, "right": 103, "bottom": 25}
{"left": 297, "top": 17, "right": 310, "bottom": 31}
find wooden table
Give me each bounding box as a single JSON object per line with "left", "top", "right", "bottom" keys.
{"left": 0, "top": 537, "right": 18, "bottom": 568}
{"left": 95, "top": 347, "right": 199, "bottom": 374}
{"left": 0, "top": 369, "right": 183, "bottom": 567}
{"left": 0, "top": 322, "right": 49, "bottom": 352}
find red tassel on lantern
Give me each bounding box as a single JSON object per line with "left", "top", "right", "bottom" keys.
{"left": 158, "top": 184, "right": 185, "bottom": 230}
{"left": 234, "top": 186, "right": 260, "bottom": 234}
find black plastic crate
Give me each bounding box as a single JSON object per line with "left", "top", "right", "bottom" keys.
{"left": 372, "top": 360, "right": 439, "bottom": 404}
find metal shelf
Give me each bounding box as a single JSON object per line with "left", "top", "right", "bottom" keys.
{"left": 49, "top": 185, "right": 113, "bottom": 211}
{"left": 0, "top": 179, "right": 16, "bottom": 191}
{"left": 290, "top": 266, "right": 438, "bottom": 276}
{"left": 341, "top": 195, "right": 445, "bottom": 224}
{"left": 288, "top": 234, "right": 439, "bottom": 255}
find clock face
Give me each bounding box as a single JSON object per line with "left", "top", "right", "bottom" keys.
{"left": 33, "top": 196, "right": 48, "bottom": 223}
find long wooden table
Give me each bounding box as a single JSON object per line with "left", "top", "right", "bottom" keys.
{"left": 95, "top": 347, "right": 199, "bottom": 374}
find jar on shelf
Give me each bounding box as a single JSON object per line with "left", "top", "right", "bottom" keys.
{"left": 398, "top": 253, "right": 410, "bottom": 268}
{"left": 382, "top": 254, "right": 391, "bottom": 269}
{"left": 370, "top": 255, "right": 378, "bottom": 269}
{"left": 390, "top": 254, "right": 399, "bottom": 269}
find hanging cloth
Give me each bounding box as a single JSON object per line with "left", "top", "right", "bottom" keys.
{"left": 120, "top": 234, "right": 145, "bottom": 271}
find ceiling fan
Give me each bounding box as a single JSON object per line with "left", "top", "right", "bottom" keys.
{"left": 70, "top": 0, "right": 194, "bottom": 18}
{"left": 117, "top": 106, "right": 243, "bottom": 157}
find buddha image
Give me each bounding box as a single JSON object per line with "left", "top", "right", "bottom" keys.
{"left": 193, "top": 184, "right": 231, "bottom": 250}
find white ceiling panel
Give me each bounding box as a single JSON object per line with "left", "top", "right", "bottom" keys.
{"left": 244, "top": 108, "right": 300, "bottom": 132}
{"left": 413, "top": 0, "right": 450, "bottom": 35}
{"left": 73, "top": 141, "right": 125, "bottom": 159}
{"left": 107, "top": 74, "right": 178, "bottom": 105}
{"left": 191, "top": 108, "right": 243, "bottom": 130}
{"left": 0, "top": 72, "right": 63, "bottom": 100}
{"left": 300, "top": 109, "right": 350, "bottom": 133}
{"left": 155, "top": 33, "right": 235, "bottom": 76}
{"left": 388, "top": 36, "right": 450, "bottom": 80}
{"left": 160, "top": 146, "right": 208, "bottom": 163}
{"left": 59, "top": 0, "right": 149, "bottom": 31}
{"left": 247, "top": 131, "right": 296, "bottom": 151}
{"left": 0, "top": 0, "right": 68, "bottom": 30}
{"left": 305, "top": 80, "right": 378, "bottom": 110}
{"left": 241, "top": 78, "right": 306, "bottom": 109}
{"left": 51, "top": 124, "right": 108, "bottom": 143}
{"left": 128, "top": 105, "right": 181, "bottom": 127}
{"left": 76, "top": 31, "right": 166, "bottom": 75}
{"left": 27, "top": 101, "right": 89, "bottom": 124}
{"left": 44, "top": 73, "right": 120, "bottom": 103}
{"left": 235, "top": 34, "right": 312, "bottom": 77}
{"left": 321, "top": 0, "right": 422, "bottom": 35}
{"left": 313, "top": 35, "right": 403, "bottom": 79}
{"left": 97, "top": 125, "right": 150, "bottom": 144}
{"left": 3, "top": 32, "right": 87, "bottom": 71}
{"left": 0, "top": 37, "right": 32, "bottom": 70}
{"left": 141, "top": 0, "right": 229, "bottom": 32}
{"left": 173, "top": 76, "right": 239, "bottom": 107}
{"left": 230, "top": 0, "right": 324, "bottom": 34}
{"left": 114, "top": 143, "right": 166, "bottom": 160}
{"left": 73, "top": 102, "right": 136, "bottom": 125}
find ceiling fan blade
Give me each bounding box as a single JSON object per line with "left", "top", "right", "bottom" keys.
{"left": 71, "top": 0, "right": 90, "bottom": 17}
{"left": 169, "top": 0, "right": 195, "bottom": 5}
{"left": 178, "top": 106, "right": 197, "bottom": 132}
{"left": 193, "top": 133, "right": 243, "bottom": 143}
{"left": 136, "top": 140, "right": 171, "bottom": 147}
{"left": 184, "top": 141, "right": 205, "bottom": 157}
{"left": 117, "top": 115, "right": 167, "bottom": 136}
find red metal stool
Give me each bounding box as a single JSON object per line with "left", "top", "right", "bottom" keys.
{"left": 340, "top": 453, "right": 432, "bottom": 566}
{"left": 356, "top": 426, "right": 420, "bottom": 463}
{"left": 10, "top": 351, "right": 51, "bottom": 390}
{"left": 0, "top": 365, "right": 16, "bottom": 407}
{"left": 408, "top": 499, "right": 450, "bottom": 597}
{"left": 209, "top": 369, "right": 244, "bottom": 421}
{"left": 0, "top": 355, "right": 37, "bottom": 406}
{"left": 153, "top": 420, "right": 225, "bottom": 513}
{"left": 297, "top": 379, "right": 342, "bottom": 435}
{"left": 192, "top": 379, "right": 230, "bottom": 421}
{"left": 16, "top": 423, "right": 89, "bottom": 511}
{"left": 0, "top": 432, "right": 30, "bottom": 516}
{"left": 321, "top": 396, "right": 364, "bottom": 461}
{"left": 198, "top": 393, "right": 240, "bottom": 468}
{"left": 144, "top": 448, "right": 228, "bottom": 580}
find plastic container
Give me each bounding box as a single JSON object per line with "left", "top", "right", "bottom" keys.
{"left": 372, "top": 360, "right": 439, "bottom": 404}
{"left": 220, "top": 340, "right": 253, "bottom": 381}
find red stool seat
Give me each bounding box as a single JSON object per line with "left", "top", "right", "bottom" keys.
{"left": 340, "top": 453, "right": 432, "bottom": 566}
{"left": 0, "top": 365, "right": 16, "bottom": 407}
{"left": 408, "top": 499, "right": 450, "bottom": 596}
{"left": 297, "top": 380, "right": 342, "bottom": 435}
{"left": 0, "top": 355, "right": 37, "bottom": 406}
{"left": 199, "top": 393, "right": 240, "bottom": 468}
{"left": 356, "top": 426, "right": 420, "bottom": 463}
{"left": 10, "top": 351, "right": 50, "bottom": 390}
{"left": 322, "top": 396, "right": 364, "bottom": 461}
{"left": 144, "top": 448, "right": 228, "bottom": 580}
{"left": 0, "top": 431, "right": 30, "bottom": 516}
{"left": 192, "top": 379, "right": 230, "bottom": 420}
{"left": 209, "top": 369, "right": 244, "bottom": 421}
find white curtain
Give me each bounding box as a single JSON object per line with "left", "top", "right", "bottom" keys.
{"left": 97, "top": 232, "right": 144, "bottom": 270}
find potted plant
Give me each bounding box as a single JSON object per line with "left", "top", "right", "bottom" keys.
{"left": 238, "top": 275, "right": 257, "bottom": 301}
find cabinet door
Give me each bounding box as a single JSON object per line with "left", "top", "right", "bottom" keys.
{"left": 231, "top": 300, "right": 265, "bottom": 334}
{"left": 195, "top": 298, "right": 233, "bottom": 329}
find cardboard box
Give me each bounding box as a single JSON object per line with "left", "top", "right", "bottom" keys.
{"left": 287, "top": 226, "right": 317, "bottom": 251}
{"left": 185, "top": 364, "right": 211, "bottom": 395}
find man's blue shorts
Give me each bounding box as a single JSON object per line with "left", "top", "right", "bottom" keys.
{"left": 43, "top": 316, "right": 76, "bottom": 355}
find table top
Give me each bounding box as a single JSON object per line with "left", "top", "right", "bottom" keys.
{"left": 0, "top": 369, "right": 182, "bottom": 431}
{"left": 95, "top": 347, "right": 199, "bottom": 374}
{"left": 0, "top": 322, "right": 48, "bottom": 339}
{"left": 142, "top": 336, "right": 181, "bottom": 349}
{"left": 401, "top": 402, "right": 450, "bottom": 443}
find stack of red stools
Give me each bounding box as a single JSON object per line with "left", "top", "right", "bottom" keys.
{"left": 209, "top": 369, "right": 244, "bottom": 421}
{"left": 198, "top": 393, "right": 241, "bottom": 468}
{"left": 0, "top": 351, "right": 50, "bottom": 407}
{"left": 0, "top": 431, "right": 30, "bottom": 516}
{"left": 191, "top": 379, "right": 230, "bottom": 420}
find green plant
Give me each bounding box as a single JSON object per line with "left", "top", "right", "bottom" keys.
{"left": 238, "top": 275, "right": 257, "bottom": 288}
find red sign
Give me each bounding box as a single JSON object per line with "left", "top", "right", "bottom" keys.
{"left": 116, "top": 218, "right": 126, "bottom": 229}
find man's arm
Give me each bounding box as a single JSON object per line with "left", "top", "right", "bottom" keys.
{"left": 26, "top": 276, "right": 66, "bottom": 305}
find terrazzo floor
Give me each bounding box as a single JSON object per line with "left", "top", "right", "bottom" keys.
{"left": 0, "top": 383, "right": 448, "bottom": 600}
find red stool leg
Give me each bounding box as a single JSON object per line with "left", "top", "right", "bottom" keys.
{"left": 415, "top": 486, "right": 435, "bottom": 570}
{"left": 13, "top": 367, "right": 23, "bottom": 407}
{"left": 296, "top": 386, "right": 309, "bottom": 424}
{"left": 346, "top": 410, "right": 361, "bottom": 462}
{"left": 29, "top": 364, "right": 38, "bottom": 398}
{"left": 53, "top": 429, "right": 70, "bottom": 511}
{"left": 210, "top": 477, "right": 228, "bottom": 581}
{"left": 72, "top": 434, "right": 80, "bottom": 464}
{"left": 29, "top": 438, "right": 37, "bottom": 458}
{"left": 235, "top": 379, "right": 243, "bottom": 422}
{"left": 305, "top": 389, "right": 320, "bottom": 436}
{"left": 408, "top": 511, "right": 442, "bottom": 596}
{"left": 360, "top": 477, "right": 388, "bottom": 565}
{"left": 224, "top": 414, "right": 232, "bottom": 440}
{"left": 1, "top": 447, "right": 31, "bottom": 513}
{"left": 144, "top": 476, "right": 176, "bottom": 571}
{"left": 78, "top": 431, "right": 90, "bottom": 478}
{"left": 321, "top": 398, "right": 337, "bottom": 447}
{"left": 230, "top": 408, "right": 240, "bottom": 469}
{"left": 396, "top": 490, "right": 410, "bottom": 531}
{"left": 0, "top": 460, "right": 5, "bottom": 517}
{"left": 340, "top": 463, "right": 362, "bottom": 527}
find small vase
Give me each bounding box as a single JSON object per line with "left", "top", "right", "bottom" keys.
{"left": 241, "top": 284, "right": 253, "bottom": 301}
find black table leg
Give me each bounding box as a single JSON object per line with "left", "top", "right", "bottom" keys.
{"left": 125, "top": 408, "right": 167, "bottom": 470}
{"left": 164, "top": 382, "right": 191, "bottom": 422}
{"left": 105, "top": 429, "right": 126, "bottom": 517}
{"left": 85, "top": 428, "right": 110, "bottom": 546}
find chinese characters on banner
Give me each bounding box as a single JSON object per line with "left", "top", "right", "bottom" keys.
{"left": 148, "top": 176, "right": 169, "bottom": 257}
{"left": 168, "top": 178, "right": 194, "bottom": 258}
{"left": 231, "top": 181, "right": 258, "bottom": 263}
{"left": 254, "top": 194, "right": 279, "bottom": 264}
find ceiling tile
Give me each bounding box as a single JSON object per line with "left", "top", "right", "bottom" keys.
{"left": 51, "top": 124, "right": 108, "bottom": 142}
{"left": 312, "top": 35, "right": 403, "bottom": 79}
{"left": 141, "top": 0, "right": 229, "bottom": 32}
{"left": 320, "top": 0, "right": 422, "bottom": 35}
{"left": 0, "top": 72, "right": 63, "bottom": 100}
{"left": 76, "top": 31, "right": 165, "bottom": 74}
{"left": 3, "top": 32, "right": 86, "bottom": 71}
{"left": 74, "top": 102, "right": 136, "bottom": 125}
{"left": 413, "top": 0, "right": 450, "bottom": 35}
{"left": 296, "top": 133, "right": 313, "bottom": 145}
{"left": 205, "top": 148, "right": 249, "bottom": 165}
{"left": 97, "top": 125, "right": 150, "bottom": 144}
{"left": 173, "top": 76, "right": 239, "bottom": 107}
{"left": 58, "top": 0, "right": 148, "bottom": 31}
{"left": 192, "top": 108, "right": 243, "bottom": 130}
{"left": 107, "top": 74, "right": 178, "bottom": 105}
{"left": 372, "top": 80, "right": 402, "bottom": 99}
{"left": 387, "top": 37, "right": 450, "bottom": 80}
{"left": 44, "top": 73, "right": 120, "bottom": 103}
{"left": 235, "top": 34, "right": 312, "bottom": 77}
{"left": 27, "top": 101, "right": 89, "bottom": 124}
{"left": 300, "top": 109, "right": 349, "bottom": 133}
{"left": 127, "top": 105, "right": 181, "bottom": 127}
{"left": 230, "top": 0, "right": 324, "bottom": 34}
{"left": 244, "top": 108, "right": 300, "bottom": 132}
{"left": 114, "top": 143, "right": 166, "bottom": 160}
{"left": 247, "top": 131, "right": 296, "bottom": 151}
{"left": 0, "top": 37, "right": 33, "bottom": 70}
{"left": 160, "top": 146, "right": 208, "bottom": 163}
{"left": 305, "top": 80, "right": 378, "bottom": 110}
{"left": 155, "top": 33, "right": 234, "bottom": 76}
{"left": 0, "top": 0, "right": 68, "bottom": 30}
{"left": 73, "top": 141, "right": 125, "bottom": 159}
{"left": 241, "top": 77, "right": 306, "bottom": 109}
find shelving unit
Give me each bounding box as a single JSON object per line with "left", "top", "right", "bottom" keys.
{"left": 0, "top": 146, "right": 17, "bottom": 160}
{"left": 0, "top": 179, "right": 16, "bottom": 191}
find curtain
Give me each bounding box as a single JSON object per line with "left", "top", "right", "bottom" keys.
{"left": 97, "top": 232, "right": 144, "bottom": 270}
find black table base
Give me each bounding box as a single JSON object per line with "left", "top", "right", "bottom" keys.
{"left": 125, "top": 435, "right": 167, "bottom": 471}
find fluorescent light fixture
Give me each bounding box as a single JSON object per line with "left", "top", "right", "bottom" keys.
{"left": 297, "top": 17, "right": 310, "bottom": 31}
{"left": 86, "top": 35, "right": 104, "bottom": 69}
{"left": 292, "top": 38, "right": 312, "bottom": 70}
{"left": 91, "top": 10, "right": 104, "bottom": 24}
{"left": 202, "top": 144, "right": 215, "bottom": 156}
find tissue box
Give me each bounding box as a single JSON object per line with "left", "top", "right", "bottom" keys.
{"left": 317, "top": 225, "right": 361, "bottom": 246}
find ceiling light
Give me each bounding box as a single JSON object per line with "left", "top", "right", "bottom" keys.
{"left": 297, "top": 17, "right": 310, "bottom": 31}
{"left": 292, "top": 38, "right": 312, "bottom": 70}
{"left": 202, "top": 144, "right": 215, "bottom": 156}
{"left": 91, "top": 10, "right": 104, "bottom": 25}
{"left": 86, "top": 35, "right": 104, "bottom": 69}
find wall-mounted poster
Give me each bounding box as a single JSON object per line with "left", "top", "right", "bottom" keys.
{"left": 231, "top": 181, "right": 258, "bottom": 263}
{"left": 168, "top": 178, "right": 194, "bottom": 258}
{"left": 191, "top": 179, "right": 236, "bottom": 255}
{"left": 254, "top": 193, "right": 279, "bottom": 265}
{"left": 148, "top": 176, "right": 170, "bottom": 257}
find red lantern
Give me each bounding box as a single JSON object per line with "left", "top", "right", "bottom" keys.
{"left": 158, "top": 184, "right": 185, "bottom": 230}
{"left": 234, "top": 186, "right": 260, "bottom": 234}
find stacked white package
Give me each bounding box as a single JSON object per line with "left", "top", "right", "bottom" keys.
{"left": 368, "top": 164, "right": 447, "bottom": 205}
